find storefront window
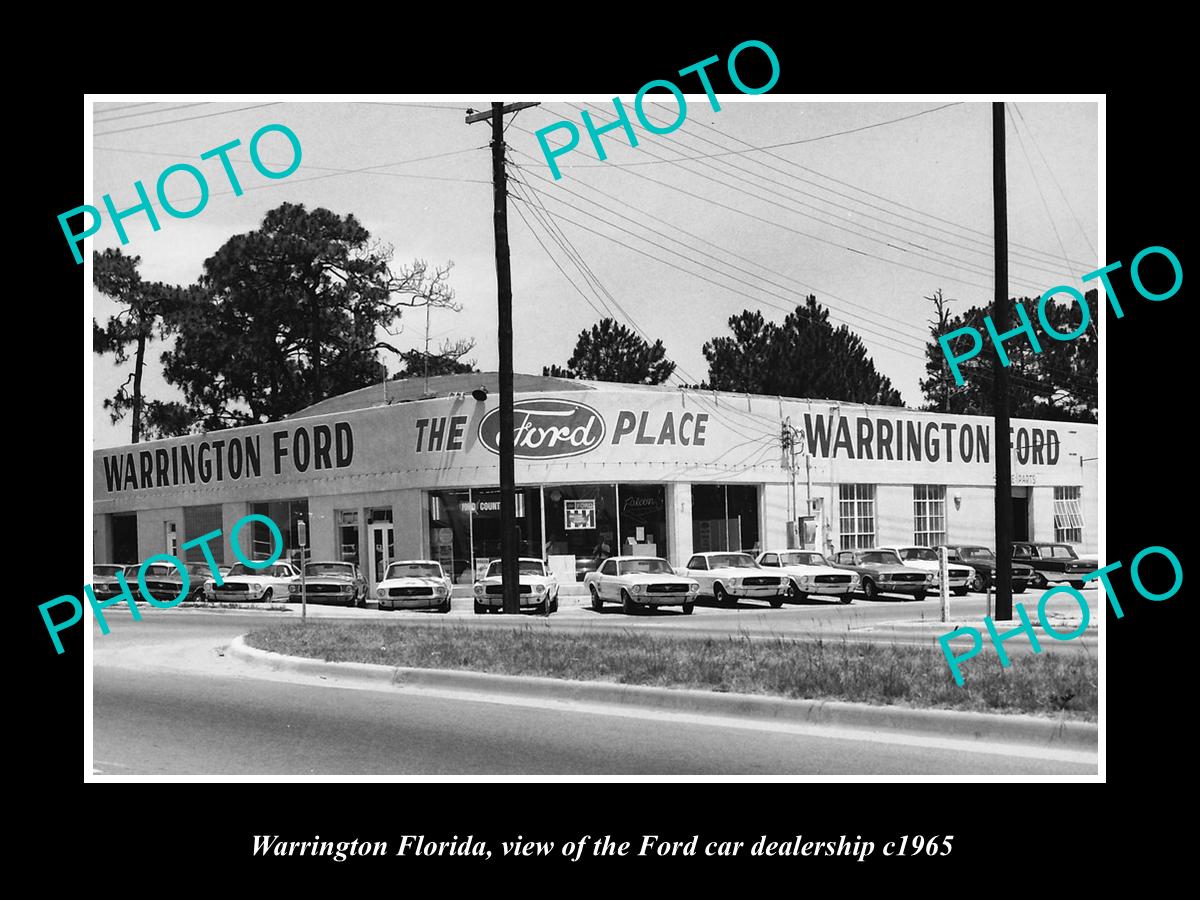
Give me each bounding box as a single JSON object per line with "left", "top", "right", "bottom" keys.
{"left": 838, "top": 484, "right": 876, "bottom": 550}
{"left": 183, "top": 504, "right": 223, "bottom": 564}
{"left": 251, "top": 499, "right": 309, "bottom": 566}
{"left": 912, "top": 485, "right": 946, "bottom": 547}
{"left": 543, "top": 484, "right": 618, "bottom": 581}
{"left": 691, "top": 484, "right": 760, "bottom": 552}
{"left": 428, "top": 488, "right": 542, "bottom": 583}
{"left": 336, "top": 510, "right": 360, "bottom": 565}
{"left": 1053, "top": 486, "right": 1084, "bottom": 543}
{"left": 618, "top": 484, "right": 667, "bottom": 558}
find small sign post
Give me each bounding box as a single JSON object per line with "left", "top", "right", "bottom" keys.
{"left": 298, "top": 519, "right": 308, "bottom": 626}
{"left": 938, "top": 545, "right": 950, "bottom": 624}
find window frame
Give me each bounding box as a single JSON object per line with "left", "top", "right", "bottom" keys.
{"left": 912, "top": 484, "right": 947, "bottom": 547}
{"left": 1053, "top": 485, "right": 1084, "bottom": 543}
{"left": 838, "top": 484, "right": 877, "bottom": 550}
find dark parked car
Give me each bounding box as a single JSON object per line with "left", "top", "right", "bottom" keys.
{"left": 289, "top": 561, "right": 368, "bottom": 607}
{"left": 940, "top": 545, "right": 1033, "bottom": 594}
{"left": 1012, "top": 542, "right": 1097, "bottom": 589}
{"left": 831, "top": 549, "right": 930, "bottom": 601}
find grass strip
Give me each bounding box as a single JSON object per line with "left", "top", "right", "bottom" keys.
{"left": 244, "top": 622, "right": 1096, "bottom": 720}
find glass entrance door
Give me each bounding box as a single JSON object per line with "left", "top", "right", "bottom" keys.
{"left": 369, "top": 522, "right": 394, "bottom": 588}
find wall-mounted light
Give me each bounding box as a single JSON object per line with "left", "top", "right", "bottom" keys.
{"left": 953, "top": 491, "right": 963, "bottom": 510}
{"left": 471, "top": 387, "right": 488, "bottom": 402}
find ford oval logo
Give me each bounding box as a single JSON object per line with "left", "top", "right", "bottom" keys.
{"left": 478, "top": 399, "right": 606, "bottom": 459}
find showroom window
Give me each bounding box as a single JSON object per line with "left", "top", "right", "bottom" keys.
{"left": 336, "top": 510, "right": 360, "bottom": 566}
{"left": 912, "top": 485, "right": 947, "bottom": 547}
{"left": 1053, "top": 486, "right": 1084, "bottom": 543}
{"left": 838, "top": 484, "right": 876, "bottom": 549}
{"left": 691, "top": 484, "right": 760, "bottom": 553}
{"left": 251, "top": 498, "right": 309, "bottom": 566}
{"left": 428, "top": 488, "right": 541, "bottom": 584}
{"left": 183, "top": 504, "right": 224, "bottom": 564}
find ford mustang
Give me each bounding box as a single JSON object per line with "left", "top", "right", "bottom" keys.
{"left": 473, "top": 558, "right": 559, "bottom": 615}
{"left": 941, "top": 545, "right": 1033, "bottom": 594}
{"left": 679, "top": 552, "right": 786, "bottom": 608}
{"left": 584, "top": 556, "right": 700, "bottom": 615}
{"left": 289, "top": 561, "right": 368, "bottom": 607}
{"left": 886, "top": 546, "right": 975, "bottom": 597}
{"left": 831, "top": 549, "right": 931, "bottom": 601}
{"left": 755, "top": 549, "right": 858, "bottom": 604}
{"left": 376, "top": 560, "right": 453, "bottom": 612}
{"left": 206, "top": 561, "right": 300, "bottom": 602}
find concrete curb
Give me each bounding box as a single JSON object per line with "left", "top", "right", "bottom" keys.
{"left": 227, "top": 636, "right": 1097, "bottom": 750}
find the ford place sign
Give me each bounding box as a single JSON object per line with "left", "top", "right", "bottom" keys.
{"left": 478, "top": 399, "right": 606, "bottom": 459}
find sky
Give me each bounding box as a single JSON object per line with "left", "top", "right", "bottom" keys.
{"left": 89, "top": 98, "right": 1098, "bottom": 450}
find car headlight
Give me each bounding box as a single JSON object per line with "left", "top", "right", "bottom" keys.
{"left": 473, "top": 584, "right": 484, "bottom": 596}
{"left": 251, "top": 584, "right": 263, "bottom": 593}
{"left": 435, "top": 586, "right": 447, "bottom": 597}
{"left": 376, "top": 588, "right": 385, "bottom": 598}
{"left": 535, "top": 583, "right": 546, "bottom": 594}
{"left": 728, "top": 578, "right": 740, "bottom": 588}
{"left": 631, "top": 584, "right": 643, "bottom": 595}
{"left": 799, "top": 576, "right": 814, "bottom": 587}
{"left": 688, "top": 582, "right": 699, "bottom": 593}
{"left": 289, "top": 584, "right": 299, "bottom": 594}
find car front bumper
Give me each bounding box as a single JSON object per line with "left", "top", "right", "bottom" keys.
{"left": 380, "top": 595, "right": 446, "bottom": 610}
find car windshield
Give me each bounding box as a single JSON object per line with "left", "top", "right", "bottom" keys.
{"left": 708, "top": 554, "right": 757, "bottom": 569}
{"left": 861, "top": 551, "right": 902, "bottom": 565}
{"left": 306, "top": 563, "right": 354, "bottom": 577}
{"left": 144, "top": 565, "right": 177, "bottom": 577}
{"left": 618, "top": 558, "right": 674, "bottom": 575}
{"left": 901, "top": 549, "right": 938, "bottom": 562}
{"left": 486, "top": 560, "right": 546, "bottom": 578}
{"left": 960, "top": 548, "right": 995, "bottom": 561}
{"left": 386, "top": 563, "right": 442, "bottom": 579}
{"left": 780, "top": 552, "right": 828, "bottom": 567}
{"left": 94, "top": 565, "right": 123, "bottom": 577}
{"left": 1049, "top": 545, "right": 1079, "bottom": 559}
{"left": 225, "top": 564, "right": 259, "bottom": 576}
{"left": 1012, "top": 545, "right": 1033, "bottom": 558}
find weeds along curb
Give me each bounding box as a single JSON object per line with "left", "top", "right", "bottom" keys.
{"left": 227, "top": 636, "right": 1097, "bottom": 750}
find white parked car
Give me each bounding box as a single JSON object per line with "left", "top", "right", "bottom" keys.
{"left": 755, "top": 549, "right": 859, "bottom": 604}
{"left": 376, "top": 560, "right": 453, "bottom": 612}
{"left": 584, "top": 556, "right": 700, "bottom": 615}
{"left": 679, "top": 552, "right": 787, "bottom": 608}
{"left": 204, "top": 561, "right": 299, "bottom": 602}
{"left": 886, "top": 546, "right": 975, "bottom": 596}
{"left": 473, "top": 557, "right": 559, "bottom": 615}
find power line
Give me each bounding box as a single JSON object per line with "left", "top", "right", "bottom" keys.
{"left": 93, "top": 101, "right": 157, "bottom": 115}
{"left": 511, "top": 146, "right": 933, "bottom": 343}
{"left": 664, "top": 104, "right": 1093, "bottom": 271}
{"left": 1005, "top": 104, "right": 1075, "bottom": 281}
{"left": 555, "top": 103, "right": 965, "bottom": 167}
{"left": 93, "top": 103, "right": 283, "bottom": 137}
{"left": 93, "top": 102, "right": 209, "bottom": 122}
{"left": 1012, "top": 103, "right": 1097, "bottom": 258}
{"left": 629, "top": 102, "right": 1081, "bottom": 283}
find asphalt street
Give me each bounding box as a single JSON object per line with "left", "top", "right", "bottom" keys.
{"left": 91, "top": 609, "right": 1098, "bottom": 776}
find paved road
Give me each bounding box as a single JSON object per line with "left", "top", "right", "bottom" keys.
{"left": 91, "top": 614, "right": 1096, "bottom": 776}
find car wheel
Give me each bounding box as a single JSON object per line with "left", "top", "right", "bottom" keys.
{"left": 590, "top": 584, "right": 603, "bottom": 612}
{"left": 769, "top": 595, "right": 784, "bottom": 609}
{"left": 787, "top": 579, "right": 806, "bottom": 602}
{"left": 714, "top": 584, "right": 733, "bottom": 607}
{"left": 262, "top": 588, "right": 273, "bottom": 603}
{"left": 862, "top": 579, "right": 878, "bottom": 601}
{"left": 550, "top": 593, "right": 558, "bottom": 614}
{"left": 1070, "top": 580, "right": 1085, "bottom": 589}
{"left": 438, "top": 597, "right": 451, "bottom": 613}
{"left": 914, "top": 590, "right": 927, "bottom": 602}
{"left": 682, "top": 601, "right": 694, "bottom": 615}
{"left": 838, "top": 593, "right": 853, "bottom": 605}
{"left": 1032, "top": 572, "right": 1048, "bottom": 589}
{"left": 535, "top": 597, "right": 549, "bottom": 615}
{"left": 622, "top": 590, "right": 638, "bottom": 615}
{"left": 473, "top": 599, "right": 487, "bottom": 615}
{"left": 1013, "top": 585, "right": 1027, "bottom": 595}
{"left": 971, "top": 572, "right": 987, "bottom": 593}
{"left": 952, "top": 587, "right": 969, "bottom": 597}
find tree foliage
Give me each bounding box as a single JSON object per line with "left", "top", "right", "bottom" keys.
{"left": 158, "top": 203, "right": 460, "bottom": 430}
{"left": 701, "top": 296, "right": 904, "bottom": 405}
{"left": 920, "top": 290, "right": 1097, "bottom": 422}
{"left": 92, "top": 248, "right": 191, "bottom": 442}
{"left": 543, "top": 317, "right": 676, "bottom": 385}
{"left": 391, "top": 338, "right": 478, "bottom": 380}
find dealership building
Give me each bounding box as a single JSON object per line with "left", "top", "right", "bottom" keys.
{"left": 91, "top": 372, "right": 1098, "bottom": 589}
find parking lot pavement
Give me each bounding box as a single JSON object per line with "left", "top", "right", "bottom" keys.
{"left": 111, "top": 583, "right": 1102, "bottom": 645}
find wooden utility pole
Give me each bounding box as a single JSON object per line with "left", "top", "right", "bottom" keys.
{"left": 467, "top": 101, "right": 539, "bottom": 614}
{"left": 992, "top": 102, "right": 1013, "bottom": 622}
